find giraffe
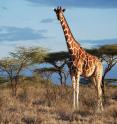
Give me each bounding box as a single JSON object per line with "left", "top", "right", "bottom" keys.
{"left": 54, "top": 7, "right": 104, "bottom": 112}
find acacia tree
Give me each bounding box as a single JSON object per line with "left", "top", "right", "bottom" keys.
{"left": 86, "top": 44, "right": 117, "bottom": 97}
{"left": 98, "top": 44, "right": 117, "bottom": 83}
{"left": 44, "top": 52, "right": 69, "bottom": 85}
{"left": 0, "top": 47, "right": 47, "bottom": 96}
{"left": 0, "top": 57, "right": 23, "bottom": 96}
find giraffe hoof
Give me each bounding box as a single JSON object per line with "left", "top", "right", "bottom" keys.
{"left": 96, "top": 107, "right": 103, "bottom": 114}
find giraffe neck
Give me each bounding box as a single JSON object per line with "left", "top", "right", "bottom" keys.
{"left": 59, "top": 14, "right": 80, "bottom": 52}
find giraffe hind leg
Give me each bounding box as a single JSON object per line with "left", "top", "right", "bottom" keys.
{"left": 94, "top": 75, "right": 103, "bottom": 113}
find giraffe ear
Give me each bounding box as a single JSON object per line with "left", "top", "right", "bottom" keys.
{"left": 62, "top": 9, "right": 66, "bottom": 12}
{"left": 54, "top": 8, "right": 57, "bottom": 12}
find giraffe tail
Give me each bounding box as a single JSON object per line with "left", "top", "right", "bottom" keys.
{"left": 101, "top": 77, "right": 106, "bottom": 103}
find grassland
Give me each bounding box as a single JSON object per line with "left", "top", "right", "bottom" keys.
{"left": 0, "top": 78, "right": 117, "bottom": 124}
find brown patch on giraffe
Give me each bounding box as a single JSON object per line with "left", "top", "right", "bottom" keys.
{"left": 64, "top": 30, "right": 67, "bottom": 34}
{"left": 69, "top": 49, "right": 73, "bottom": 54}
{"left": 77, "top": 62, "right": 83, "bottom": 72}
{"left": 62, "top": 25, "right": 65, "bottom": 30}
{"left": 88, "top": 56, "right": 92, "bottom": 60}
{"left": 74, "top": 47, "right": 77, "bottom": 55}
{"left": 79, "top": 48, "right": 83, "bottom": 54}
{"left": 65, "top": 35, "right": 69, "bottom": 39}
{"left": 80, "top": 53, "right": 85, "bottom": 58}
{"left": 83, "top": 69, "right": 86, "bottom": 74}
{"left": 69, "top": 37, "right": 72, "bottom": 41}
{"left": 68, "top": 30, "right": 71, "bottom": 35}
{"left": 72, "top": 55, "right": 76, "bottom": 60}
{"left": 67, "top": 42, "right": 70, "bottom": 48}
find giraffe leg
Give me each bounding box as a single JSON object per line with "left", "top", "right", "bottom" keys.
{"left": 97, "top": 80, "right": 103, "bottom": 112}
{"left": 95, "top": 76, "right": 103, "bottom": 113}
{"left": 72, "top": 76, "right": 76, "bottom": 110}
{"left": 76, "top": 72, "right": 80, "bottom": 110}
{"left": 91, "top": 77, "right": 100, "bottom": 112}
{"left": 91, "top": 77, "right": 97, "bottom": 89}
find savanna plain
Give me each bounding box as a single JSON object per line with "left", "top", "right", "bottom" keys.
{"left": 0, "top": 77, "right": 117, "bottom": 124}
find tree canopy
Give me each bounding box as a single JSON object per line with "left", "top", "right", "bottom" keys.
{"left": 99, "top": 44, "right": 117, "bottom": 56}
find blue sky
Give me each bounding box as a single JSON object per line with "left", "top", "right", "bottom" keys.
{"left": 0, "top": 0, "right": 117, "bottom": 58}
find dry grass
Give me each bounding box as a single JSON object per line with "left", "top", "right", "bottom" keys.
{"left": 0, "top": 79, "right": 117, "bottom": 124}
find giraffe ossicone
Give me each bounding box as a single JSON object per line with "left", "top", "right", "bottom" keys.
{"left": 54, "top": 6, "right": 104, "bottom": 112}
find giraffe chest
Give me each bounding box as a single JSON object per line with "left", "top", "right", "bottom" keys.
{"left": 67, "top": 46, "right": 98, "bottom": 77}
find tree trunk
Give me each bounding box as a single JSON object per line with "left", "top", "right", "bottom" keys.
{"left": 14, "top": 76, "right": 19, "bottom": 96}
{"left": 59, "top": 72, "right": 63, "bottom": 85}
{"left": 10, "top": 78, "right": 15, "bottom": 96}
{"left": 10, "top": 76, "right": 19, "bottom": 97}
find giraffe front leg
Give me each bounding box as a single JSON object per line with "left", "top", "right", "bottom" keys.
{"left": 76, "top": 72, "right": 80, "bottom": 110}
{"left": 72, "top": 76, "right": 76, "bottom": 110}
{"left": 73, "top": 87, "right": 76, "bottom": 110}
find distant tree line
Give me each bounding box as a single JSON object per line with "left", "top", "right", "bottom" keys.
{"left": 0, "top": 44, "right": 117, "bottom": 96}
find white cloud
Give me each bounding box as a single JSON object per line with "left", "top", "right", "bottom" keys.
{"left": 0, "top": 26, "right": 47, "bottom": 42}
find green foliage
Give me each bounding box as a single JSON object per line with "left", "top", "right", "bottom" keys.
{"left": 86, "top": 48, "right": 100, "bottom": 57}
{"left": 45, "top": 51, "right": 69, "bottom": 64}
{"left": 0, "top": 57, "right": 18, "bottom": 76}
{"left": 0, "top": 46, "right": 48, "bottom": 96}
{"left": 99, "top": 44, "right": 117, "bottom": 56}
{"left": 86, "top": 44, "right": 117, "bottom": 57}
{"left": 43, "top": 52, "right": 69, "bottom": 85}
{"left": 10, "top": 46, "right": 48, "bottom": 64}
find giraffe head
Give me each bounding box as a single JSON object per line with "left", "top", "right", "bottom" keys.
{"left": 54, "top": 6, "right": 65, "bottom": 21}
